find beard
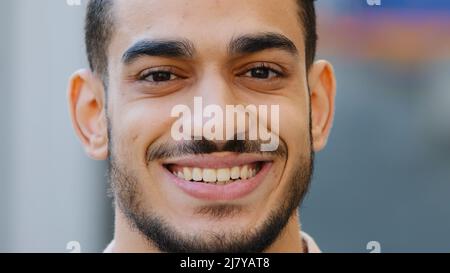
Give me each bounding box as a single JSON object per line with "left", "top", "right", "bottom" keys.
{"left": 108, "top": 137, "right": 314, "bottom": 253}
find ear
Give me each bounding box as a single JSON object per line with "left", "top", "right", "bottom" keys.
{"left": 308, "top": 60, "right": 336, "bottom": 152}
{"left": 67, "top": 69, "right": 108, "bottom": 160}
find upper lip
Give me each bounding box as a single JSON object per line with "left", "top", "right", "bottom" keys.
{"left": 161, "top": 152, "right": 274, "bottom": 169}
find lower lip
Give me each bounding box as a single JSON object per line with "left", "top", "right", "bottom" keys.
{"left": 162, "top": 162, "right": 272, "bottom": 201}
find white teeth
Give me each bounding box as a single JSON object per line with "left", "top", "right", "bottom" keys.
{"left": 192, "top": 168, "right": 202, "bottom": 181}
{"left": 217, "top": 168, "right": 231, "bottom": 182}
{"left": 240, "top": 165, "right": 249, "bottom": 180}
{"left": 230, "top": 166, "right": 240, "bottom": 180}
{"left": 174, "top": 164, "right": 259, "bottom": 183}
{"left": 183, "top": 167, "right": 193, "bottom": 181}
{"left": 203, "top": 169, "right": 217, "bottom": 183}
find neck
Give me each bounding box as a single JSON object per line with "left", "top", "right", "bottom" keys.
{"left": 112, "top": 207, "right": 305, "bottom": 253}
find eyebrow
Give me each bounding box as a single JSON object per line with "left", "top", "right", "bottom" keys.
{"left": 228, "top": 32, "right": 298, "bottom": 56}
{"left": 121, "top": 32, "right": 297, "bottom": 65}
{"left": 122, "top": 39, "right": 195, "bottom": 64}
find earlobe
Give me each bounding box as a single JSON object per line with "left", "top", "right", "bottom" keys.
{"left": 68, "top": 69, "right": 108, "bottom": 160}
{"left": 308, "top": 60, "right": 336, "bottom": 152}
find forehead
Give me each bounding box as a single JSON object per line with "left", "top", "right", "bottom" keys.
{"left": 109, "top": 0, "right": 304, "bottom": 61}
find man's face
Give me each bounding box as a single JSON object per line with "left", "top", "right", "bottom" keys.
{"left": 101, "top": 0, "right": 315, "bottom": 252}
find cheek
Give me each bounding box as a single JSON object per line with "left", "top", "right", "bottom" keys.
{"left": 279, "top": 98, "right": 311, "bottom": 154}
{"left": 110, "top": 100, "right": 175, "bottom": 167}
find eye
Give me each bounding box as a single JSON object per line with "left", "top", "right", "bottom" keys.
{"left": 140, "top": 69, "right": 180, "bottom": 83}
{"left": 243, "top": 65, "right": 283, "bottom": 80}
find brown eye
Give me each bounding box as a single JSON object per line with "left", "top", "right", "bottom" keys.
{"left": 143, "top": 71, "right": 178, "bottom": 82}
{"left": 243, "top": 66, "right": 282, "bottom": 80}
{"left": 236, "top": 62, "right": 288, "bottom": 92}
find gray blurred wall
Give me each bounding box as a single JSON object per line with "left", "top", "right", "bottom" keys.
{"left": 0, "top": 0, "right": 112, "bottom": 252}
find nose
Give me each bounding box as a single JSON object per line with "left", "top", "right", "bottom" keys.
{"left": 189, "top": 68, "right": 249, "bottom": 141}
{"left": 193, "top": 67, "right": 236, "bottom": 112}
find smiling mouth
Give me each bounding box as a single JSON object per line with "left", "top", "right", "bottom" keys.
{"left": 160, "top": 153, "right": 273, "bottom": 200}
{"left": 164, "top": 162, "right": 264, "bottom": 185}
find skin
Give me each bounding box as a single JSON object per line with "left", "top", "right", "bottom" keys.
{"left": 68, "top": 0, "right": 336, "bottom": 253}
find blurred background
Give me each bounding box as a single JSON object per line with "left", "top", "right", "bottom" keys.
{"left": 0, "top": 0, "right": 449, "bottom": 252}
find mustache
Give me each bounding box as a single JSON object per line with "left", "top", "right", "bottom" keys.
{"left": 146, "top": 138, "right": 287, "bottom": 162}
